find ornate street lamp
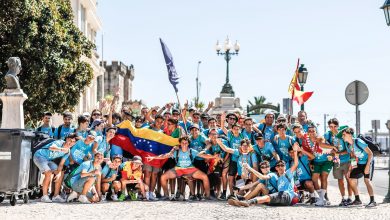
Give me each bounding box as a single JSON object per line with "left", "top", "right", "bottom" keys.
{"left": 381, "top": 0, "right": 390, "bottom": 26}
{"left": 215, "top": 36, "right": 240, "bottom": 96}
{"left": 297, "top": 64, "right": 309, "bottom": 110}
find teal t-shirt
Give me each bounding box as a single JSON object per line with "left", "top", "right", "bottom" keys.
{"left": 258, "top": 172, "right": 278, "bottom": 194}
{"left": 228, "top": 131, "right": 243, "bottom": 162}
{"left": 172, "top": 149, "right": 199, "bottom": 168}
{"left": 34, "top": 140, "right": 69, "bottom": 161}
{"left": 190, "top": 134, "right": 207, "bottom": 160}
{"left": 253, "top": 142, "right": 277, "bottom": 168}
{"left": 232, "top": 149, "right": 258, "bottom": 176}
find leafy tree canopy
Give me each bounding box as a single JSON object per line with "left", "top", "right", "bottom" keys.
{"left": 0, "top": 0, "right": 94, "bottom": 124}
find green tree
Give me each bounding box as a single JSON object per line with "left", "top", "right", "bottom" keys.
{"left": 248, "top": 96, "right": 270, "bottom": 114}
{"left": 0, "top": 0, "right": 94, "bottom": 124}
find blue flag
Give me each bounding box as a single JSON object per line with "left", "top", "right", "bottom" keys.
{"left": 159, "top": 38, "right": 179, "bottom": 92}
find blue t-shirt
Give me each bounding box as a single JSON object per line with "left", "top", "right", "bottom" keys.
{"left": 274, "top": 135, "right": 295, "bottom": 162}
{"left": 232, "top": 149, "right": 258, "bottom": 176}
{"left": 94, "top": 136, "right": 110, "bottom": 158}
{"left": 206, "top": 143, "right": 226, "bottom": 159}
{"left": 190, "top": 134, "right": 207, "bottom": 160}
{"left": 110, "top": 144, "right": 123, "bottom": 158}
{"left": 76, "top": 130, "right": 88, "bottom": 139}
{"left": 228, "top": 131, "right": 243, "bottom": 162}
{"left": 101, "top": 164, "right": 118, "bottom": 179}
{"left": 277, "top": 169, "right": 296, "bottom": 201}
{"left": 348, "top": 138, "right": 369, "bottom": 165}
{"left": 69, "top": 140, "right": 93, "bottom": 165}
{"left": 253, "top": 142, "right": 277, "bottom": 168}
{"left": 258, "top": 123, "right": 275, "bottom": 142}
{"left": 324, "top": 131, "right": 350, "bottom": 164}
{"left": 173, "top": 149, "right": 199, "bottom": 168}
{"left": 259, "top": 172, "right": 278, "bottom": 194}
{"left": 241, "top": 129, "right": 256, "bottom": 145}
{"left": 34, "top": 140, "right": 69, "bottom": 161}
{"left": 179, "top": 121, "right": 192, "bottom": 132}
{"left": 37, "top": 126, "right": 54, "bottom": 138}
{"left": 310, "top": 139, "right": 329, "bottom": 163}
{"left": 293, "top": 154, "right": 311, "bottom": 181}
{"left": 69, "top": 161, "right": 98, "bottom": 186}
{"left": 53, "top": 125, "right": 75, "bottom": 140}
{"left": 203, "top": 128, "right": 224, "bottom": 137}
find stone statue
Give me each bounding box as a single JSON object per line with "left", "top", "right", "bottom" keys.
{"left": 4, "top": 57, "right": 22, "bottom": 90}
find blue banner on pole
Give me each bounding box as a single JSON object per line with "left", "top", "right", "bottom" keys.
{"left": 159, "top": 38, "right": 179, "bottom": 92}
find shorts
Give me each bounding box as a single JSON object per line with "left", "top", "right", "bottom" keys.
{"left": 193, "top": 159, "right": 208, "bottom": 174}
{"left": 333, "top": 162, "right": 350, "bottom": 179}
{"left": 172, "top": 167, "right": 198, "bottom": 177}
{"left": 143, "top": 164, "right": 161, "bottom": 173}
{"left": 33, "top": 156, "right": 58, "bottom": 173}
{"left": 268, "top": 191, "right": 292, "bottom": 206}
{"left": 162, "top": 158, "right": 176, "bottom": 172}
{"left": 313, "top": 161, "right": 333, "bottom": 174}
{"left": 350, "top": 162, "right": 374, "bottom": 180}
{"left": 228, "top": 160, "right": 238, "bottom": 176}
{"left": 71, "top": 177, "right": 95, "bottom": 198}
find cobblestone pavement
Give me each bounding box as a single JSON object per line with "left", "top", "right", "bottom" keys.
{"left": 0, "top": 185, "right": 388, "bottom": 220}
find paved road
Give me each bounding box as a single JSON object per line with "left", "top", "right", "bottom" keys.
{"left": 328, "top": 168, "right": 389, "bottom": 199}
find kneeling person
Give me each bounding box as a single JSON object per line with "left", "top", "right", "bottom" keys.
{"left": 100, "top": 155, "right": 122, "bottom": 201}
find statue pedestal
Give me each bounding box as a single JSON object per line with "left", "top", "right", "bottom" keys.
{"left": 212, "top": 93, "right": 243, "bottom": 114}
{"left": 0, "top": 89, "right": 28, "bottom": 129}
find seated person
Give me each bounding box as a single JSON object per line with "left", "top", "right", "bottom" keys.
{"left": 66, "top": 152, "right": 104, "bottom": 203}
{"left": 118, "top": 156, "right": 148, "bottom": 201}
{"left": 147, "top": 136, "right": 218, "bottom": 200}
{"left": 100, "top": 155, "right": 122, "bottom": 201}
{"left": 232, "top": 161, "right": 278, "bottom": 202}
{"left": 229, "top": 143, "right": 300, "bottom": 207}
{"left": 33, "top": 133, "right": 78, "bottom": 203}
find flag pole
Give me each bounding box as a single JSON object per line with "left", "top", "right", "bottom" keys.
{"left": 174, "top": 91, "right": 188, "bottom": 135}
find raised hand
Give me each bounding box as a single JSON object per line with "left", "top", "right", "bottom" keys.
{"left": 146, "top": 156, "right": 155, "bottom": 162}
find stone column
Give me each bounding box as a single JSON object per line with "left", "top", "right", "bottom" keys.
{"left": 0, "top": 89, "right": 28, "bottom": 129}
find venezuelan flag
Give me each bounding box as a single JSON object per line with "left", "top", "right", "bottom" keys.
{"left": 110, "top": 120, "right": 179, "bottom": 168}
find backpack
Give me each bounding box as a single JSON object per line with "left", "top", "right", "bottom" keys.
{"left": 357, "top": 135, "right": 382, "bottom": 154}
{"left": 56, "top": 125, "right": 63, "bottom": 139}
{"left": 32, "top": 138, "right": 56, "bottom": 155}
{"left": 37, "top": 126, "right": 56, "bottom": 135}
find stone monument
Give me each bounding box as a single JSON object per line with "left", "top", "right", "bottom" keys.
{"left": 0, "top": 57, "right": 28, "bottom": 128}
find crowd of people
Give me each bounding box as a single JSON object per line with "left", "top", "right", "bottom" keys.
{"left": 33, "top": 102, "right": 377, "bottom": 208}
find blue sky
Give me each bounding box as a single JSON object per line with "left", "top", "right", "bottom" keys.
{"left": 97, "top": 0, "right": 389, "bottom": 134}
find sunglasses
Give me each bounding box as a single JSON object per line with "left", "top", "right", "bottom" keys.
{"left": 260, "top": 166, "right": 270, "bottom": 169}
{"left": 244, "top": 123, "right": 252, "bottom": 126}
{"left": 228, "top": 117, "right": 236, "bottom": 120}
{"left": 93, "top": 113, "right": 101, "bottom": 116}
{"left": 308, "top": 130, "right": 316, "bottom": 133}
{"left": 276, "top": 164, "right": 285, "bottom": 167}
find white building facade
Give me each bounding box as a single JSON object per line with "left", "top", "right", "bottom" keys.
{"left": 70, "top": 0, "right": 105, "bottom": 114}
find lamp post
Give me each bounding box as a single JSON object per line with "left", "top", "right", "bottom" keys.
{"left": 297, "top": 64, "right": 309, "bottom": 110}
{"left": 195, "top": 61, "right": 201, "bottom": 107}
{"left": 215, "top": 37, "right": 240, "bottom": 96}
{"left": 381, "top": 0, "right": 390, "bottom": 26}
{"left": 384, "top": 120, "right": 390, "bottom": 203}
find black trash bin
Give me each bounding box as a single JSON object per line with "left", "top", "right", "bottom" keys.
{"left": 0, "top": 129, "right": 35, "bottom": 206}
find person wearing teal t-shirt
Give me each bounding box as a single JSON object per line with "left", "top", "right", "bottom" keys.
{"left": 324, "top": 118, "right": 353, "bottom": 206}
{"left": 339, "top": 127, "right": 376, "bottom": 208}
{"left": 33, "top": 133, "right": 77, "bottom": 203}
{"left": 228, "top": 143, "right": 300, "bottom": 207}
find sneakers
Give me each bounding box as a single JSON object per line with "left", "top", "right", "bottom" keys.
{"left": 365, "top": 201, "right": 377, "bottom": 208}
{"left": 178, "top": 194, "right": 185, "bottom": 201}
{"left": 218, "top": 193, "right": 227, "bottom": 201}
{"left": 236, "top": 195, "right": 246, "bottom": 201}
{"left": 159, "top": 196, "right": 170, "bottom": 201}
{"left": 148, "top": 192, "right": 158, "bottom": 201}
{"left": 100, "top": 194, "right": 107, "bottom": 202}
{"left": 129, "top": 191, "right": 137, "bottom": 201}
{"left": 67, "top": 191, "right": 78, "bottom": 203}
{"left": 118, "top": 194, "right": 127, "bottom": 202}
{"left": 349, "top": 200, "right": 362, "bottom": 206}
{"left": 52, "top": 195, "right": 66, "bottom": 203}
{"left": 338, "top": 199, "right": 349, "bottom": 207}
{"left": 236, "top": 200, "right": 250, "bottom": 207}
{"left": 346, "top": 198, "right": 353, "bottom": 204}
{"left": 228, "top": 198, "right": 241, "bottom": 207}
{"left": 40, "top": 195, "right": 52, "bottom": 203}
{"left": 155, "top": 192, "right": 162, "bottom": 199}
{"left": 189, "top": 195, "right": 197, "bottom": 201}
{"left": 169, "top": 195, "right": 178, "bottom": 201}
{"left": 78, "top": 195, "right": 91, "bottom": 204}
{"left": 111, "top": 194, "right": 119, "bottom": 201}
{"left": 227, "top": 194, "right": 236, "bottom": 200}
